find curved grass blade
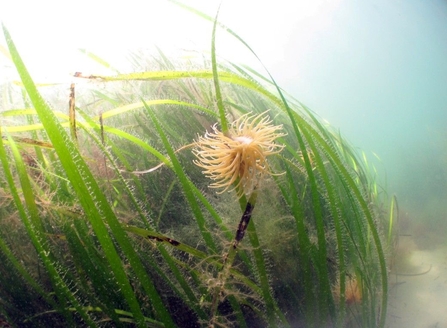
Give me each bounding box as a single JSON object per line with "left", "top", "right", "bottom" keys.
{"left": 170, "top": 4, "right": 388, "bottom": 324}
{"left": 292, "top": 112, "right": 388, "bottom": 326}
{"left": 3, "top": 24, "right": 175, "bottom": 327}
{"left": 72, "top": 111, "right": 211, "bottom": 322}
{"left": 98, "top": 99, "right": 217, "bottom": 120}
{"left": 210, "top": 4, "right": 228, "bottom": 133}
{"left": 124, "top": 225, "right": 263, "bottom": 298}
{"left": 26, "top": 306, "right": 165, "bottom": 328}
{"left": 142, "top": 99, "right": 218, "bottom": 253}
{"left": 0, "top": 132, "right": 96, "bottom": 326}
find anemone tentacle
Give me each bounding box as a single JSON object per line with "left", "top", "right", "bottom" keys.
{"left": 193, "top": 111, "right": 285, "bottom": 197}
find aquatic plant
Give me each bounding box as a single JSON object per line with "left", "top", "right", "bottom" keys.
{"left": 0, "top": 6, "right": 391, "bottom": 327}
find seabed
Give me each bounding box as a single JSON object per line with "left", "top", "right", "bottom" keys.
{"left": 388, "top": 237, "right": 447, "bottom": 328}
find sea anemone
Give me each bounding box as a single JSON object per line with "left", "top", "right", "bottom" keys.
{"left": 333, "top": 276, "right": 363, "bottom": 306}
{"left": 193, "top": 111, "right": 285, "bottom": 197}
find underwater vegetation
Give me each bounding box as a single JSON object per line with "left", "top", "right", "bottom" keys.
{"left": 0, "top": 8, "right": 394, "bottom": 328}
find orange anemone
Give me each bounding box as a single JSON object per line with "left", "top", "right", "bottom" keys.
{"left": 193, "top": 112, "right": 285, "bottom": 197}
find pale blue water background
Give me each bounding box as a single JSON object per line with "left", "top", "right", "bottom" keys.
{"left": 270, "top": 1, "right": 447, "bottom": 221}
